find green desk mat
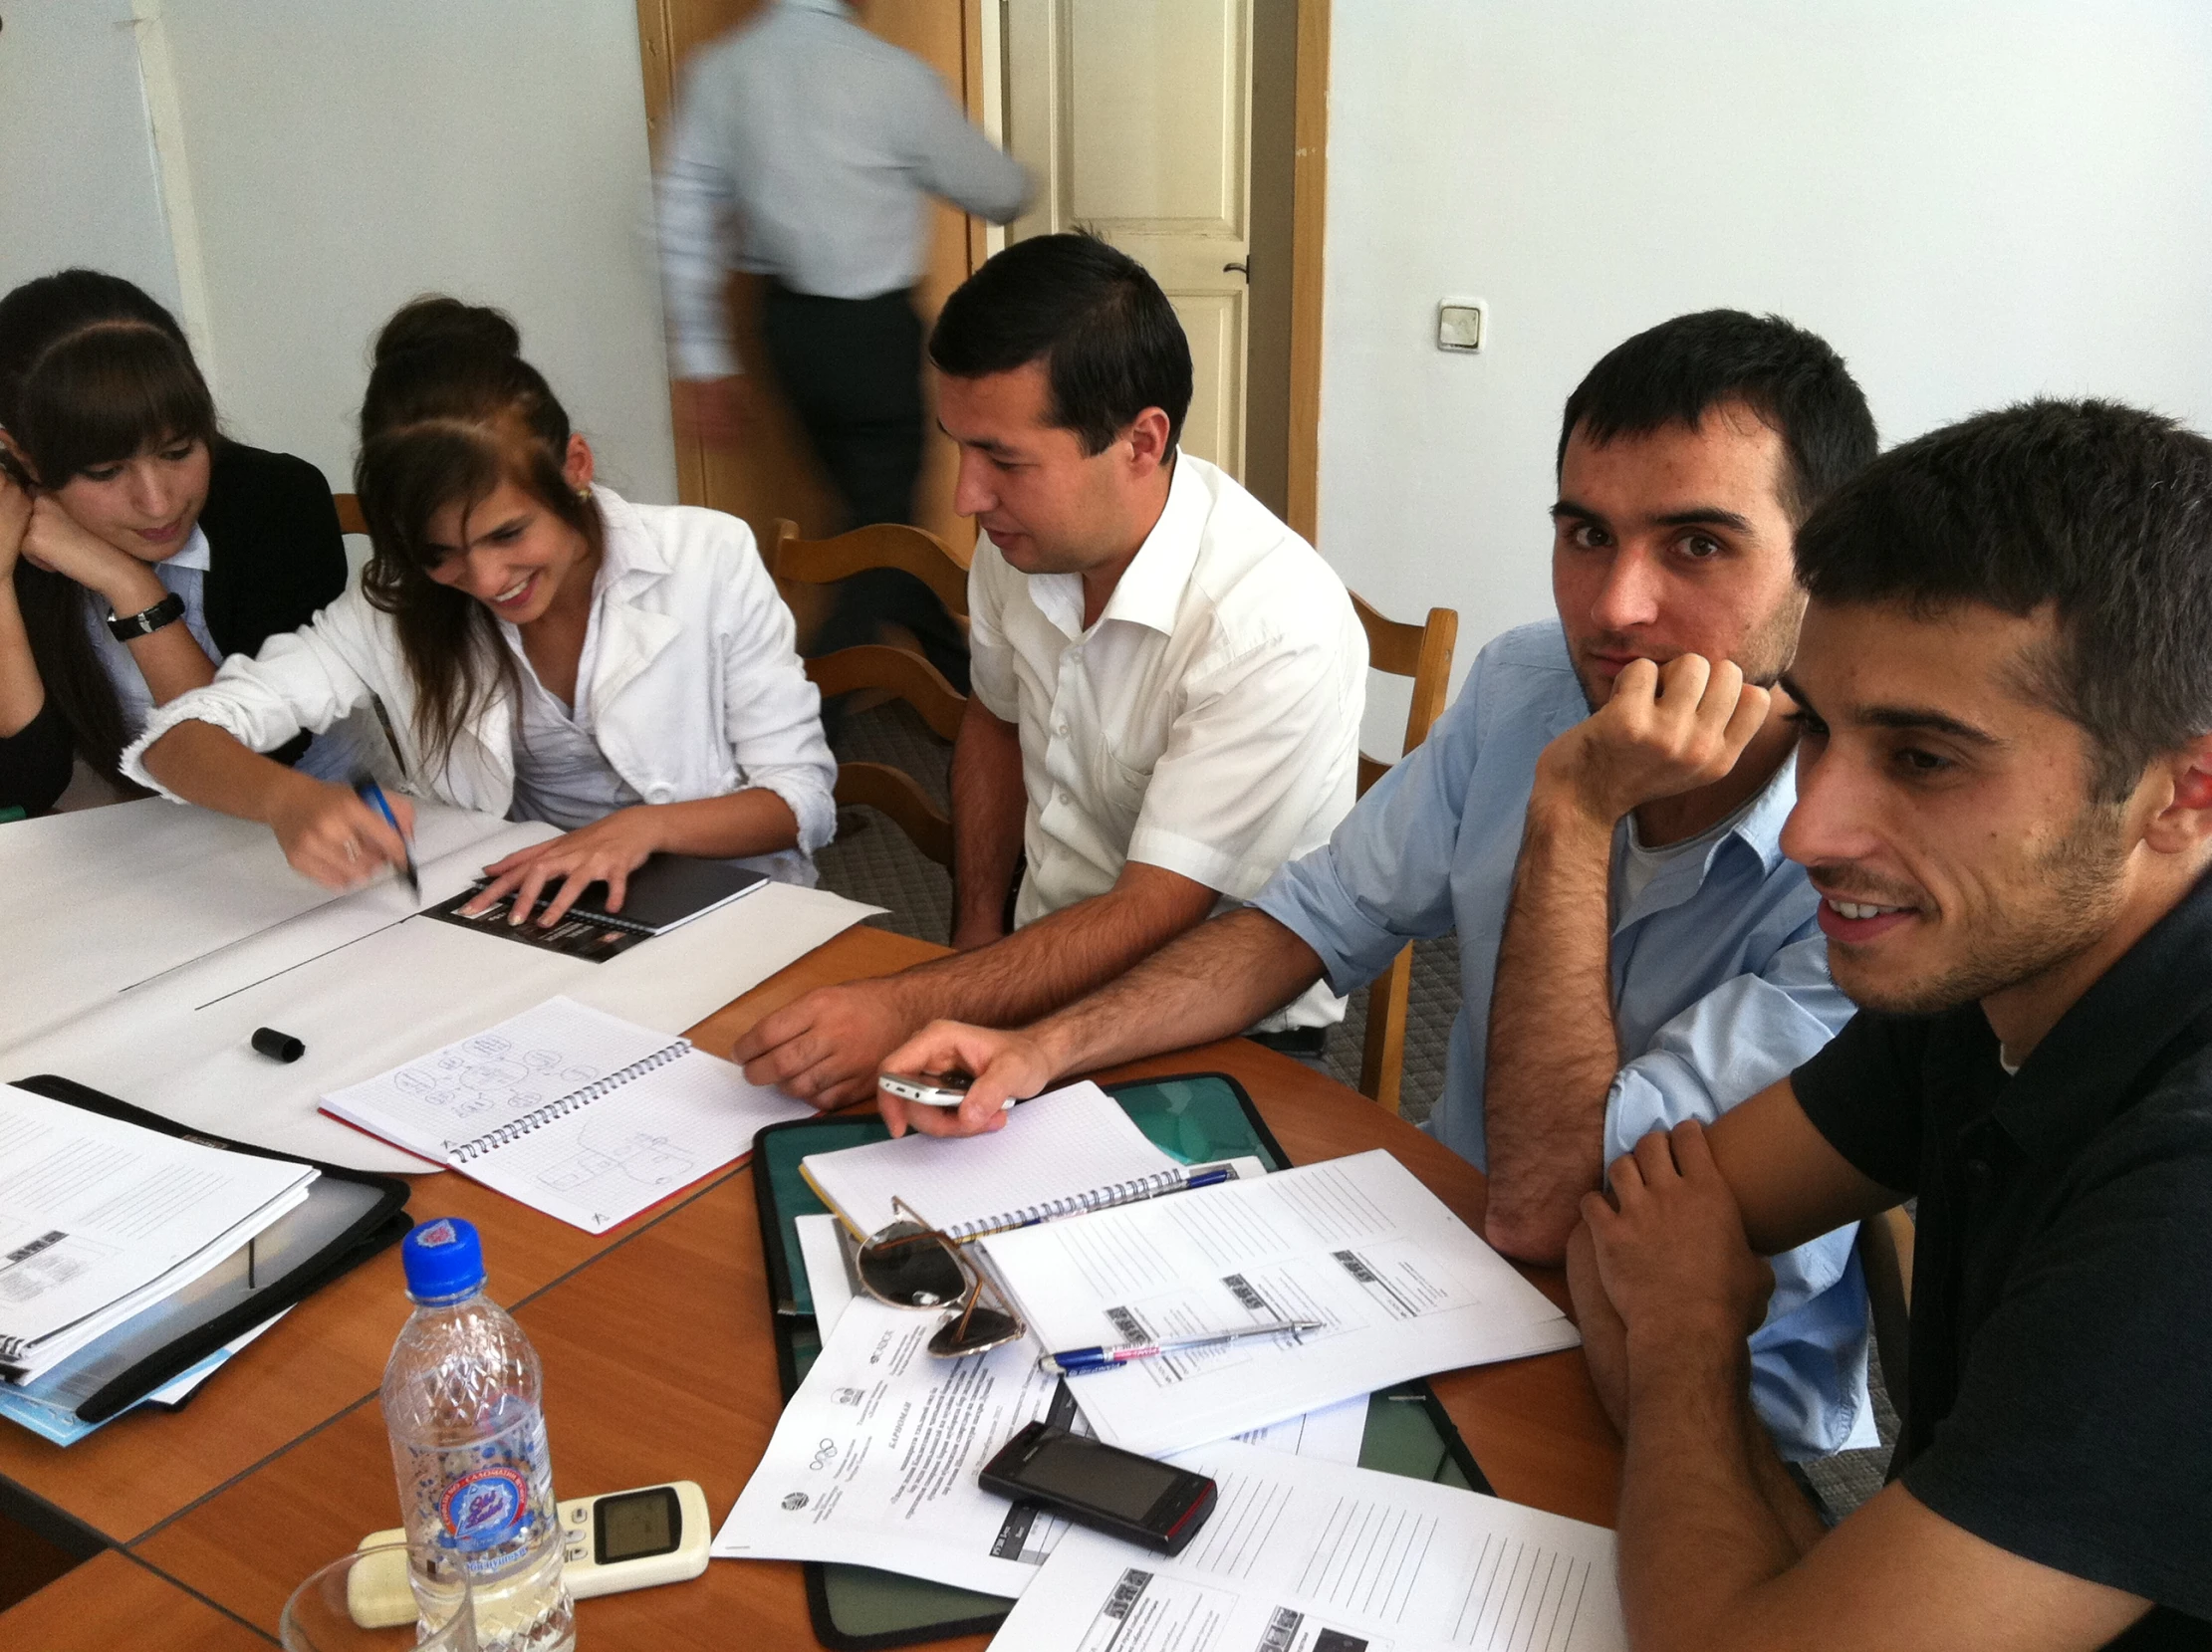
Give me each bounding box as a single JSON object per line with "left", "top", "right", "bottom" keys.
{"left": 747, "top": 1071, "right": 1491, "bottom": 1650}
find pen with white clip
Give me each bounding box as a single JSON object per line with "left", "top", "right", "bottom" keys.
{"left": 1038, "top": 1319, "right": 1327, "bottom": 1376}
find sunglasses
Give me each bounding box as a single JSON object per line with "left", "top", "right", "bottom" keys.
{"left": 855, "top": 1197, "right": 1026, "bottom": 1357}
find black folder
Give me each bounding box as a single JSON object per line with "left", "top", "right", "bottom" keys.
{"left": 5, "top": 1074, "right": 411, "bottom": 1424}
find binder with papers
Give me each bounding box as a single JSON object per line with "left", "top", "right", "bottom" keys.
{"left": 0, "top": 1075, "right": 409, "bottom": 1429}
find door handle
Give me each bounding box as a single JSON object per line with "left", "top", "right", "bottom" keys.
{"left": 1223, "top": 260, "right": 1249, "bottom": 279}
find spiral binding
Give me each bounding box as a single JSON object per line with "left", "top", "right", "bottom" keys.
{"left": 946, "top": 1166, "right": 1188, "bottom": 1242}
{"left": 448, "top": 1040, "right": 690, "bottom": 1164}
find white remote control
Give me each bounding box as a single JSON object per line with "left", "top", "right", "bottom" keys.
{"left": 349, "top": 1481, "right": 711, "bottom": 1628}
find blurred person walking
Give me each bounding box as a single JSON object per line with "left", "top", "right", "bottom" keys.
{"left": 656, "top": 0, "right": 1030, "bottom": 693}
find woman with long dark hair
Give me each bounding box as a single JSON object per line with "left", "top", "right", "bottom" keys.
{"left": 0, "top": 270, "right": 349, "bottom": 815}
{"left": 130, "top": 297, "right": 834, "bottom": 920}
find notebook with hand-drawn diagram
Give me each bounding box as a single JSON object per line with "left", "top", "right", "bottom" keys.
{"left": 319, "top": 996, "right": 812, "bottom": 1234}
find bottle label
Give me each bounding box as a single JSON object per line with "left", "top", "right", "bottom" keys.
{"left": 439, "top": 1465, "right": 531, "bottom": 1551}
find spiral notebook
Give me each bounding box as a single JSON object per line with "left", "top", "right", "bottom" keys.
{"left": 321, "top": 997, "right": 813, "bottom": 1234}
{"left": 797, "top": 1080, "right": 1192, "bottom": 1242}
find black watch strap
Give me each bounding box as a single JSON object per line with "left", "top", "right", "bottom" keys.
{"left": 107, "top": 590, "right": 187, "bottom": 642}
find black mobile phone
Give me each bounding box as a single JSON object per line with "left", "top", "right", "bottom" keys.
{"left": 978, "top": 1422, "right": 1217, "bottom": 1555}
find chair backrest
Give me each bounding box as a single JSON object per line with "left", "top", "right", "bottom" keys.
{"left": 771, "top": 520, "right": 971, "bottom": 870}
{"left": 770, "top": 519, "right": 972, "bottom": 619}
{"left": 1350, "top": 592, "right": 1458, "bottom": 795}
{"left": 1347, "top": 592, "right": 1459, "bottom": 1113}
{"left": 333, "top": 493, "right": 369, "bottom": 537}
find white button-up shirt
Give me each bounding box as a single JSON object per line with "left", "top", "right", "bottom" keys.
{"left": 968, "top": 455, "right": 1366, "bottom": 1031}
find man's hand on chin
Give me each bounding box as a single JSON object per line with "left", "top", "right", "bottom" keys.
{"left": 1537, "top": 653, "right": 1773, "bottom": 827}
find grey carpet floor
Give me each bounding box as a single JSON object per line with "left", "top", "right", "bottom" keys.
{"left": 813, "top": 701, "right": 1895, "bottom": 1516}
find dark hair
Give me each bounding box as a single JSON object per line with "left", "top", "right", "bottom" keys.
{"left": 1556, "top": 310, "right": 1877, "bottom": 523}
{"left": 0, "top": 270, "right": 221, "bottom": 786}
{"left": 1795, "top": 397, "right": 2212, "bottom": 803}
{"left": 356, "top": 296, "right": 600, "bottom": 775}
{"left": 928, "top": 232, "right": 1192, "bottom": 456}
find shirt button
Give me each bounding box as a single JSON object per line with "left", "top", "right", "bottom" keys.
{"left": 1056, "top": 722, "right": 1070, "bottom": 737}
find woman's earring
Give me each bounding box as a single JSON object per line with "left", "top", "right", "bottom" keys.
{"left": 575, "top": 485, "right": 591, "bottom": 500}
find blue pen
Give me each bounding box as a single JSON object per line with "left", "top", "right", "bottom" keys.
{"left": 1039, "top": 1319, "right": 1327, "bottom": 1376}
{"left": 352, "top": 774, "right": 420, "bottom": 899}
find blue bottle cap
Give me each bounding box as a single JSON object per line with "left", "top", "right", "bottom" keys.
{"left": 401, "top": 1217, "right": 487, "bottom": 1302}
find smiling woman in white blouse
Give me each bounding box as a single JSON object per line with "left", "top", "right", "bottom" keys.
{"left": 129, "top": 297, "right": 835, "bottom": 924}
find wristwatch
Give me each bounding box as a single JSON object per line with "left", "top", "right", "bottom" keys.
{"left": 107, "top": 590, "right": 186, "bottom": 641}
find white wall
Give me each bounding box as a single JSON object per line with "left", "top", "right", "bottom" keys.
{"left": 1319, "top": 0, "right": 2212, "bottom": 704}
{"left": 0, "top": 2, "right": 182, "bottom": 315}
{"left": 141, "top": 0, "right": 678, "bottom": 503}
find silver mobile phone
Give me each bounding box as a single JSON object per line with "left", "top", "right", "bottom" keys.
{"left": 877, "top": 1071, "right": 975, "bottom": 1107}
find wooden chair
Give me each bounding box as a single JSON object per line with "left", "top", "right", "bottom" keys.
{"left": 333, "top": 493, "right": 368, "bottom": 536}
{"left": 770, "top": 519, "right": 973, "bottom": 867}
{"left": 1349, "top": 592, "right": 1459, "bottom": 1113}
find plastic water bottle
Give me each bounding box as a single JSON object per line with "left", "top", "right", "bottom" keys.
{"left": 382, "top": 1218, "right": 576, "bottom": 1651}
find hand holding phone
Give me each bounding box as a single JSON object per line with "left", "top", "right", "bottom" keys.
{"left": 878, "top": 1071, "right": 1006, "bottom": 1109}
{"left": 978, "top": 1422, "right": 1217, "bottom": 1554}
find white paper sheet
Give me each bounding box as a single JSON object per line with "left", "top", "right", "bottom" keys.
{"left": 711, "top": 1298, "right": 1370, "bottom": 1598}
{"left": 0, "top": 1085, "right": 315, "bottom": 1371}
{"left": 978, "top": 1151, "right": 1580, "bottom": 1457}
{"left": 990, "top": 1439, "right": 1627, "bottom": 1652}
{"left": 2, "top": 798, "right": 529, "bottom": 1053}
{"left": 4, "top": 824, "right": 881, "bottom": 1171}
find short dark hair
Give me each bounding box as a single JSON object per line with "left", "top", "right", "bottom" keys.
{"left": 1795, "top": 397, "right": 2212, "bottom": 803}
{"left": 928, "top": 232, "right": 1193, "bottom": 456}
{"left": 1557, "top": 310, "right": 1877, "bottom": 523}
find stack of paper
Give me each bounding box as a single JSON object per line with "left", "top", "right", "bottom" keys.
{"left": 976, "top": 1148, "right": 1580, "bottom": 1455}
{"left": 0, "top": 1085, "right": 317, "bottom": 1383}
{"left": 991, "top": 1439, "right": 1628, "bottom": 1651}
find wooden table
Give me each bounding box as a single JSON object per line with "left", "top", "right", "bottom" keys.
{"left": 1, "top": 926, "right": 1620, "bottom": 1648}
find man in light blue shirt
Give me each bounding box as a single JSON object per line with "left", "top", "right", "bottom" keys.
{"left": 881, "top": 311, "right": 1882, "bottom": 1462}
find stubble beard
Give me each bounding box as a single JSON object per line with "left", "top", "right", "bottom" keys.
{"left": 1830, "top": 799, "right": 2133, "bottom": 1019}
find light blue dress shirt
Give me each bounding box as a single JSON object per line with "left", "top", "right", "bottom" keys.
{"left": 1254, "top": 620, "right": 1872, "bottom": 1460}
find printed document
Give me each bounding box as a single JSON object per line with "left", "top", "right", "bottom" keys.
{"left": 711, "top": 1297, "right": 1367, "bottom": 1597}
{"left": 977, "top": 1151, "right": 1578, "bottom": 1455}
{"left": 0, "top": 1085, "right": 316, "bottom": 1375}
{"left": 990, "top": 1439, "right": 1627, "bottom": 1652}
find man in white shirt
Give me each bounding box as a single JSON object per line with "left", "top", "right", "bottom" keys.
{"left": 655, "top": 0, "right": 1031, "bottom": 686}
{"left": 733, "top": 233, "right": 1366, "bottom": 1108}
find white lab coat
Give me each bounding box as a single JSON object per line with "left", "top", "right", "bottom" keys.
{"left": 123, "top": 486, "right": 838, "bottom": 868}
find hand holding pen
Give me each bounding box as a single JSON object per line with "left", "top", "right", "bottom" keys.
{"left": 351, "top": 774, "right": 420, "bottom": 899}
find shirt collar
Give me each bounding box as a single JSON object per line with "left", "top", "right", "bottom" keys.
{"left": 1994, "top": 863, "right": 2212, "bottom": 1164}
{"left": 1096, "top": 458, "right": 1205, "bottom": 636}
{"left": 1615, "top": 748, "right": 1799, "bottom": 927}
{"left": 166, "top": 524, "right": 212, "bottom": 574}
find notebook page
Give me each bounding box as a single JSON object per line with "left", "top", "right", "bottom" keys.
{"left": 798, "top": 1080, "right": 1178, "bottom": 1239}
{"left": 320, "top": 996, "right": 681, "bottom": 1162}
{"left": 459, "top": 1049, "right": 814, "bottom": 1234}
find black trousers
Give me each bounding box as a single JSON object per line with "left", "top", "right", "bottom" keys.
{"left": 759, "top": 282, "right": 969, "bottom": 693}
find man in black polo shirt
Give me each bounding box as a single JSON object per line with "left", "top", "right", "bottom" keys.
{"left": 1564, "top": 398, "right": 2212, "bottom": 1650}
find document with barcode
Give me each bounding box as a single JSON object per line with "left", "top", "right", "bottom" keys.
{"left": 977, "top": 1150, "right": 1579, "bottom": 1456}
{"left": 990, "top": 1439, "right": 1627, "bottom": 1652}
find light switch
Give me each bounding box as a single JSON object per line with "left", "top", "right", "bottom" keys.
{"left": 1437, "top": 299, "right": 1488, "bottom": 354}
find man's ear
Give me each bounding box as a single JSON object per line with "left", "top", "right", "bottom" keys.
{"left": 2141, "top": 732, "right": 2212, "bottom": 854}
{"left": 1120, "top": 407, "right": 1173, "bottom": 477}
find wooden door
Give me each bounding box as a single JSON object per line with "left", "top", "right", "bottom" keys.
{"left": 1002, "top": 0, "right": 1254, "bottom": 478}
{"left": 634, "top": 0, "right": 989, "bottom": 566}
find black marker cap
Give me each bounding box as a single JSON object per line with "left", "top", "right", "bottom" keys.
{"left": 251, "top": 1027, "right": 306, "bottom": 1063}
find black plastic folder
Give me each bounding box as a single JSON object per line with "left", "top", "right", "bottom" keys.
{"left": 6, "top": 1075, "right": 410, "bottom": 1424}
